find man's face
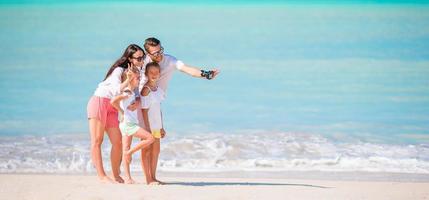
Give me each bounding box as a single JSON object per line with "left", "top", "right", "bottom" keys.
{"left": 146, "top": 45, "right": 164, "bottom": 63}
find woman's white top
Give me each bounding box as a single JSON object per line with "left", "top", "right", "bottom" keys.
{"left": 141, "top": 86, "right": 165, "bottom": 130}
{"left": 93, "top": 67, "right": 124, "bottom": 99}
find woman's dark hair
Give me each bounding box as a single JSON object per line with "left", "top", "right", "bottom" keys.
{"left": 144, "top": 61, "right": 161, "bottom": 76}
{"left": 104, "top": 44, "right": 144, "bottom": 80}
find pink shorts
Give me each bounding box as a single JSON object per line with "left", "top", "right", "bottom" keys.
{"left": 87, "top": 96, "right": 119, "bottom": 129}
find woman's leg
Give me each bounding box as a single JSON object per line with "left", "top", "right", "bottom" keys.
{"left": 121, "top": 135, "right": 134, "bottom": 184}
{"left": 106, "top": 127, "right": 124, "bottom": 183}
{"left": 89, "top": 118, "right": 112, "bottom": 182}
{"left": 150, "top": 139, "right": 161, "bottom": 183}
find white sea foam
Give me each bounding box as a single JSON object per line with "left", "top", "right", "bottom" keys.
{"left": 0, "top": 132, "right": 428, "bottom": 174}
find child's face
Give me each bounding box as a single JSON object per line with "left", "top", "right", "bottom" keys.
{"left": 146, "top": 67, "right": 160, "bottom": 83}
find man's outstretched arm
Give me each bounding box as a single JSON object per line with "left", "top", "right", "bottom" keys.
{"left": 179, "top": 64, "right": 220, "bottom": 80}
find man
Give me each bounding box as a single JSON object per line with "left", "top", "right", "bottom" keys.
{"left": 138, "top": 37, "right": 220, "bottom": 184}
{"left": 139, "top": 37, "right": 220, "bottom": 91}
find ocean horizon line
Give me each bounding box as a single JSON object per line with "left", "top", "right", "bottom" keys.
{"left": 1, "top": 0, "right": 429, "bottom": 6}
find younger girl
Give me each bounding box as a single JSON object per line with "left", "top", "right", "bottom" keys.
{"left": 110, "top": 66, "right": 155, "bottom": 184}
{"left": 141, "top": 62, "right": 166, "bottom": 185}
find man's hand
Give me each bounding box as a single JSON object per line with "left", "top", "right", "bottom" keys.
{"left": 180, "top": 64, "right": 220, "bottom": 79}
{"left": 210, "top": 69, "right": 220, "bottom": 79}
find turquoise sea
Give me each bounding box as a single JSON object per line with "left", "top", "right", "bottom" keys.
{"left": 0, "top": 1, "right": 429, "bottom": 173}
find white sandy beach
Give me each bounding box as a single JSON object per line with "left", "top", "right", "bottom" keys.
{"left": 1, "top": 172, "right": 428, "bottom": 200}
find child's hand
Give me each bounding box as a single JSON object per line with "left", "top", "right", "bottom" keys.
{"left": 119, "top": 111, "right": 124, "bottom": 122}
{"left": 127, "top": 100, "right": 140, "bottom": 111}
{"left": 161, "top": 128, "right": 166, "bottom": 138}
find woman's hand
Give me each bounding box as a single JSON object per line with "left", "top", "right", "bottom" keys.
{"left": 126, "top": 63, "right": 135, "bottom": 80}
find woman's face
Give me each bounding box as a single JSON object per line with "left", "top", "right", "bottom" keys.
{"left": 146, "top": 67, "right": 160, "bottom": 83}
{"left": 128, "top": 50, "right": 145, "bottom": 68}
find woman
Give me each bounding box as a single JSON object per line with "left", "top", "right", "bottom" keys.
{"left": 87, "top": 44, "right": 145, "bottom": 183}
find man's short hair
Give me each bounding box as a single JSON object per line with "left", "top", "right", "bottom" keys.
{"left": 144, "top": 37, "right": 161, "bottom": 51}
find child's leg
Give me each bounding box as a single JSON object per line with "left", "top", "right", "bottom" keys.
{"left": 150, "top": 139, "right": 161, "bottom": 182}
{"left": 142, "top": 144, "right": 154, "bottom": 184}
{"left": 130, "top": 128, "right": 155, "bottom": 184}
{"left": 140, "top": 144, "right": 153, "bottom": 184}
{"left": 121, "top": 135, "right": 134, "bottom": 184}
{"left": 128, "top": 128, "right": 155, "bottom": 154}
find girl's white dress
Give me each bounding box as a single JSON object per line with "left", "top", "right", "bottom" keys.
{"left": 140, "top": 86, "right": 165, "bottom": 135}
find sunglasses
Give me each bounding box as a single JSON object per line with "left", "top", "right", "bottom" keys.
{"left": 147, "top": 47, "right": 164, "bottom": 57}
{"left": 130, "top": 55, "right": 145, "bottom": 62}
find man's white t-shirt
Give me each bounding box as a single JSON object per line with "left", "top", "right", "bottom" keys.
{"left": 139, "top": 54, "right": 184, "bottom": 94}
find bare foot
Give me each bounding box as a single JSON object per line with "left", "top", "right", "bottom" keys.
{"left": 114, "top": 176, "right": 125, "bottom": 183}
{"left": 99, "top": 176, "right": 115, "bottom": 184}
{"left": 154, "top": 179, "right": 166, "bottom": 185}
{"left": 145, "top": 178, "right": 154, "bottom": 184}
{"left": 148, "top": 181, "right": 160, "bottom": 185}
{"left": 125, "top": 178, "right": 136, "bottom": 184}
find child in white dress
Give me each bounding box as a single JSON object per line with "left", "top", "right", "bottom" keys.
{"left": 110, "top": 67, "right": 155, "bottom": 184}
{"left": 140, "top": 62, "right": 166, "bottom": 184}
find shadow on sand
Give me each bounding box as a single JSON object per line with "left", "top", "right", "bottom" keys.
{"left": 164, "top": 181, "right": 331, "bottom": 188}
